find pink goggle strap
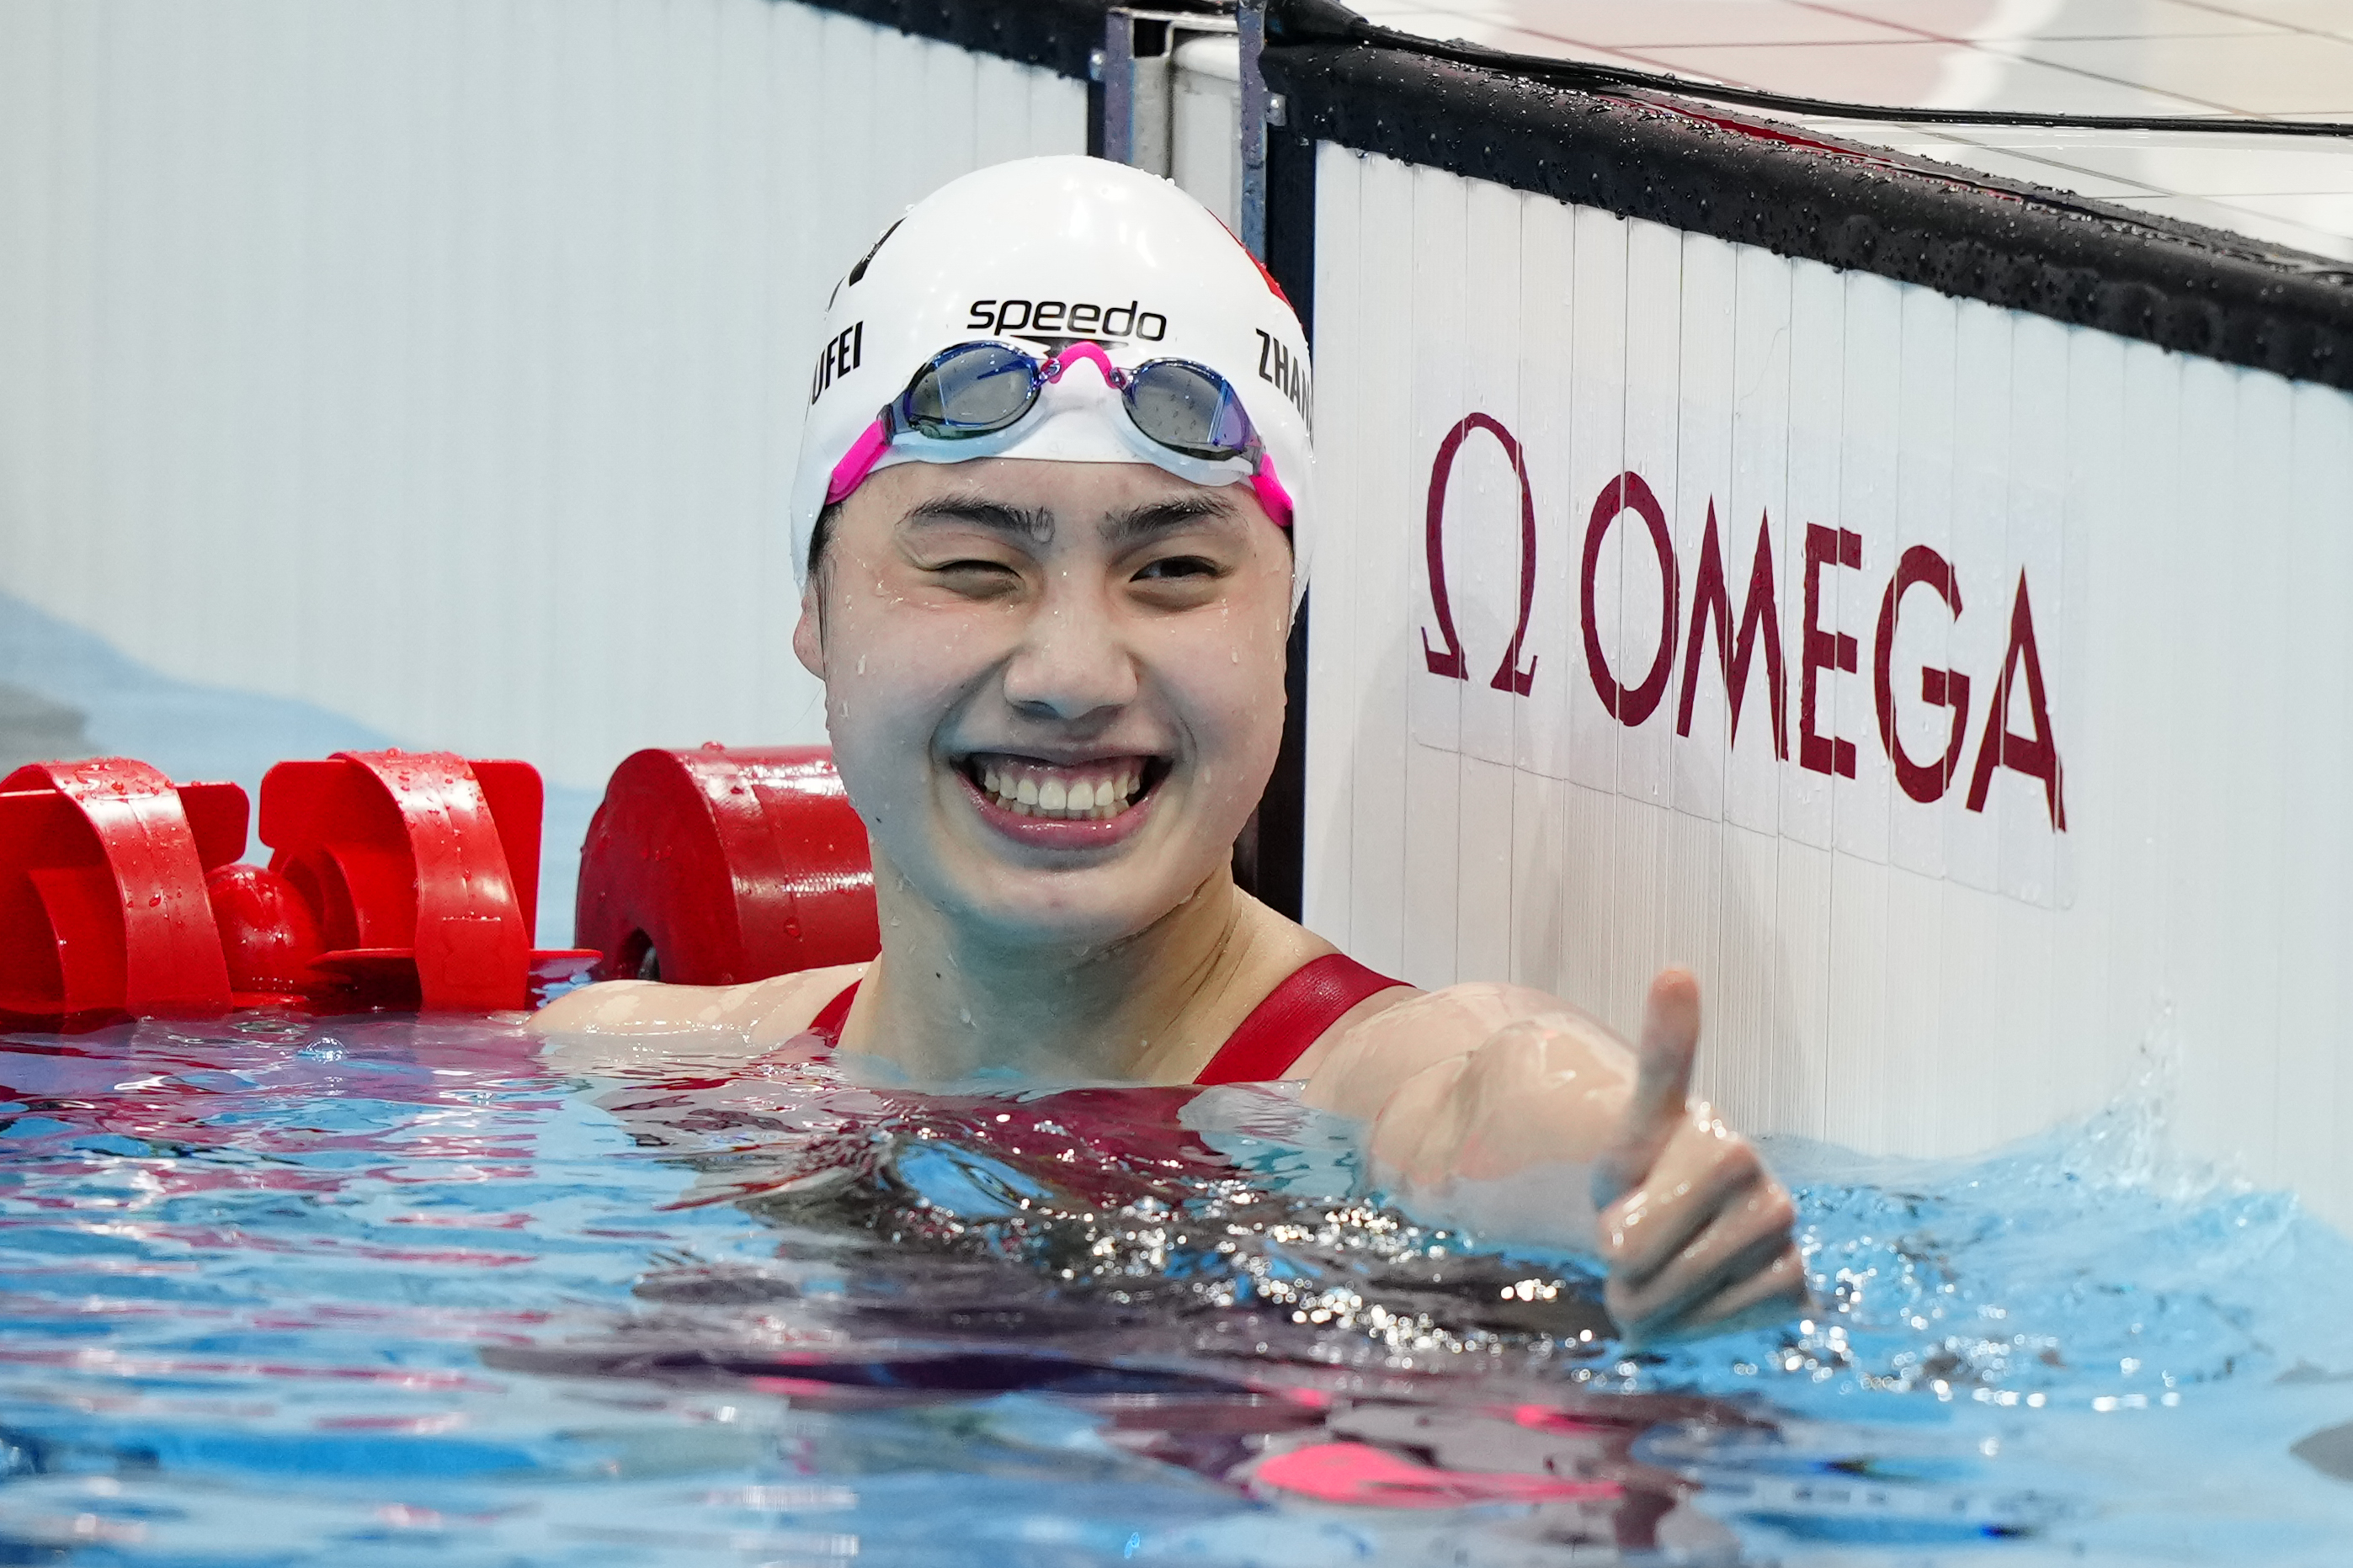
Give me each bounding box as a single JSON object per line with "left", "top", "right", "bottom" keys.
{"left": 825, "top": 417, "right": 893, "bottom": 507}
{"left": 1045, "top": 341, "right": 1120, "bottom": 384}
{"left": 1250, "top": 451, "right": 1296, "bottom": 532}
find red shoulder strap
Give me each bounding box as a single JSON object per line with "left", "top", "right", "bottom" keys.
{"left": 1193, "top": 953, "right": 1409, "bottom": 1085}
{"left": 806, "top": 979, "right": 860, "bottom": 1047}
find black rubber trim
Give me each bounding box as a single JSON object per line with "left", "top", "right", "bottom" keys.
{"left": 1248, "top": 125, "right": 1321, "bottom": 922}
{"left": 1273, "top": 0, "right": 2353, "bottom": 139}
{"left": 792, "top": 0, "right": 1225, "bottom": 81}
{"left": 1261, "top": 41, "right": 2353, "bottom": 391}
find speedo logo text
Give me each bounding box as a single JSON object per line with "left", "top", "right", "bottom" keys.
{"left": 966, "top": 299, "right": 1169, "bottom": 341}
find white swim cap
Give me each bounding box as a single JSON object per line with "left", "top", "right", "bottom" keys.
{"left": 789, "top": 156, "right": 1315, "bottom": 603}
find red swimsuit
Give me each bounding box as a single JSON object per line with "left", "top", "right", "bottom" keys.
{"left": 804, "top": 951, "right": 1407, "bottom": 1082}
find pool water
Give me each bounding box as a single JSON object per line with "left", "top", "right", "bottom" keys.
{"left": 3, "top": 1014, "right": 2351, "bottom": 1565}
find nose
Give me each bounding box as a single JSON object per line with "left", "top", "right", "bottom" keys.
{"left": 998, "top": 575, "right": 1139, "bottom": 722}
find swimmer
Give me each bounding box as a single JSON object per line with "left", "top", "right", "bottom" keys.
{"left": 533, "top": 156, "right": 1805, "bottom": 1347}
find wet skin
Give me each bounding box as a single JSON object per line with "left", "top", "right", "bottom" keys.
{"left": 533, "top": 457, "right": 1807, "bottom": 1345}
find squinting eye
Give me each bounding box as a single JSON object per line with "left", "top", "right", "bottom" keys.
{"left": 1135, "top": 556, "right": 1220, "bottom": 582}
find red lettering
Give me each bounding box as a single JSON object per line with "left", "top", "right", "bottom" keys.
{"left": 1799, "top": 524, "right": 1862, "bottom": 778}
{"left": 1873, "top": 545, "right": 1972, "bottom": 804}
{"left": 1965, "top": 571, "right": 2066, "bottom": 830}
{"left": 1420, "top": 413, "right": 1539, "bottom": 693}
{"left": 1412, "top": 412, "right": 2071, "bottom": 838}
{"left": 1581, "top": 472, "right": 1680, "bottom": 727}
{"left": 1675, "top": 503, "right": 1787, "bottom": 758}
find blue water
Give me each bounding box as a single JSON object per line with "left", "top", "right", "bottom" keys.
{"left": 4, "top": 1013, "right": 2352, "bottom": 1565}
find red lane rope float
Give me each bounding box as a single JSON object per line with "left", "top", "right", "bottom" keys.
{"left": 205, "top": 862, "right": 326, "bottom": 1007}
{"left": 262, "top": 751, "right": 589, "bottom": 1013}
{"left": 0, "top": 758, "right": 242, "bottom": 1020}
{"left": 0, "top": 750, "right": 597, "bottom": 1025}
{"left": 574, "top": 746, "right": 879, "bottom": 986}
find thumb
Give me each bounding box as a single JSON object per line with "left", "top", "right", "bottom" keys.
{"left": 1591, "top": 967, "right": 1701, "bottom": 1209}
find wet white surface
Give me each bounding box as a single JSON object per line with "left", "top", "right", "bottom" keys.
{"left": 1354, "top": 0, "right": 2353, "bottom": 259}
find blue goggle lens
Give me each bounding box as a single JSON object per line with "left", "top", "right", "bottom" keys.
{"left": 1122, "top": 359, "right": 1254, "bottom": 462}
{"left": 894, "top": 343, "right": 1257, "bottom": 462}
{"left": 899, "top": 344, "right": 1038, "bottom": 438}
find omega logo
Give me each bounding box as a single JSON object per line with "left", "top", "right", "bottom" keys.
{"left": 1419, "top": 412, "right": 2066, "bottom": 831}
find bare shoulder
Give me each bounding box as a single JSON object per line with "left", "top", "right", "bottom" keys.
{"left": 1281, "top": 981, "right": 1421, "bottom": 1080}
{"left": 528, "top": 962, "right": 870, "bottom": 1073}
{"left": 743, "top": 962, "right": 869, "bottom": 1047}
{"left": 1203, "top": 897, "right": 1420, "bottom": 1082}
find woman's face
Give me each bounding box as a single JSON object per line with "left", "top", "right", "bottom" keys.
{"left": 795, "top": 458, "right": 1296, "bottom": 949}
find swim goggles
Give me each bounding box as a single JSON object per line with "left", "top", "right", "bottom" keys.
{"left": 824, "top": 340, "right": 1295, "bottom": 529}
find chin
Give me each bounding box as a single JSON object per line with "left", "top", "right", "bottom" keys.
{"left": 938, "top": 856, "right": 1215, "bottom": 951}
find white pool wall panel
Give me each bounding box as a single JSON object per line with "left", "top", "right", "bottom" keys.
{"left": 1306, "top": 144, "right": 2353, "bottom": 1229}
{"left": 0, "top": 0, "right": 1086, "bottom": 793}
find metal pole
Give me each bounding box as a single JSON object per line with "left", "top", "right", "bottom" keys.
{"left": 1238, "top": 0, "right": 1268, "bottom": 259}
{"left": 1100, "top": 11, "right": 1138, "bottom": 167}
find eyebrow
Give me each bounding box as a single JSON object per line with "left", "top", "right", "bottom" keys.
{"left": 899, "top": 493, "right": 1056, "bottom": 542}
{"left": 898, "top": 488, "right": 1238, "bottom": 549}
{"left": 1098, "top": 491, "right": 1238, "bottom": 548}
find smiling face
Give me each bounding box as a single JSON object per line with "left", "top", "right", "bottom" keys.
{"left": 794, "top": 458, "right": 1295, "bottom": 951}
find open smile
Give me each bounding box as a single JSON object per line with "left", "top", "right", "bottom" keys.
{"left": 954, "top": 751, "right": 1170, "bottom": 844}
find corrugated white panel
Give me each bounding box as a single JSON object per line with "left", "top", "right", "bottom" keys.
{"left": 1339, "top": 147, "right": 1422, "bottom": 983}
{"left": 0, "top": 0, "right": 1087, "bottom": 790}
{"left": 1506, "top": 191, "right": 1577, "bottom": 996}
{"left": 2281, "top": 380, "right": 2353, "bottom": 1212}
{"left": 1306, "top": 144, "right": 2353, "bottom": 1230}
{"left": 1401, "top": 162, "right": 1467, "bottom": 992}
{"left": 1301, "top": 137, "right": 1361, "bottom": 954}
{"left": 1663, "top": 230, "right": 1737, "bottom": 1115}
{"left": 1773, "top": 257, "right": 1845, "bottom": 1143}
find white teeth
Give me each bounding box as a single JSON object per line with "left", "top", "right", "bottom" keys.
{"left": 972, "top": 758, "right": 1150, "bottom": 821}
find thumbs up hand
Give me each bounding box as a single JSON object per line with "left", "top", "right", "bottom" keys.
{"left": 1587, "top": 970, "right": 1807, "bottom": 1346}
{"left": 1302, "top": 969, "right": 1807, "bottom": 1347}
